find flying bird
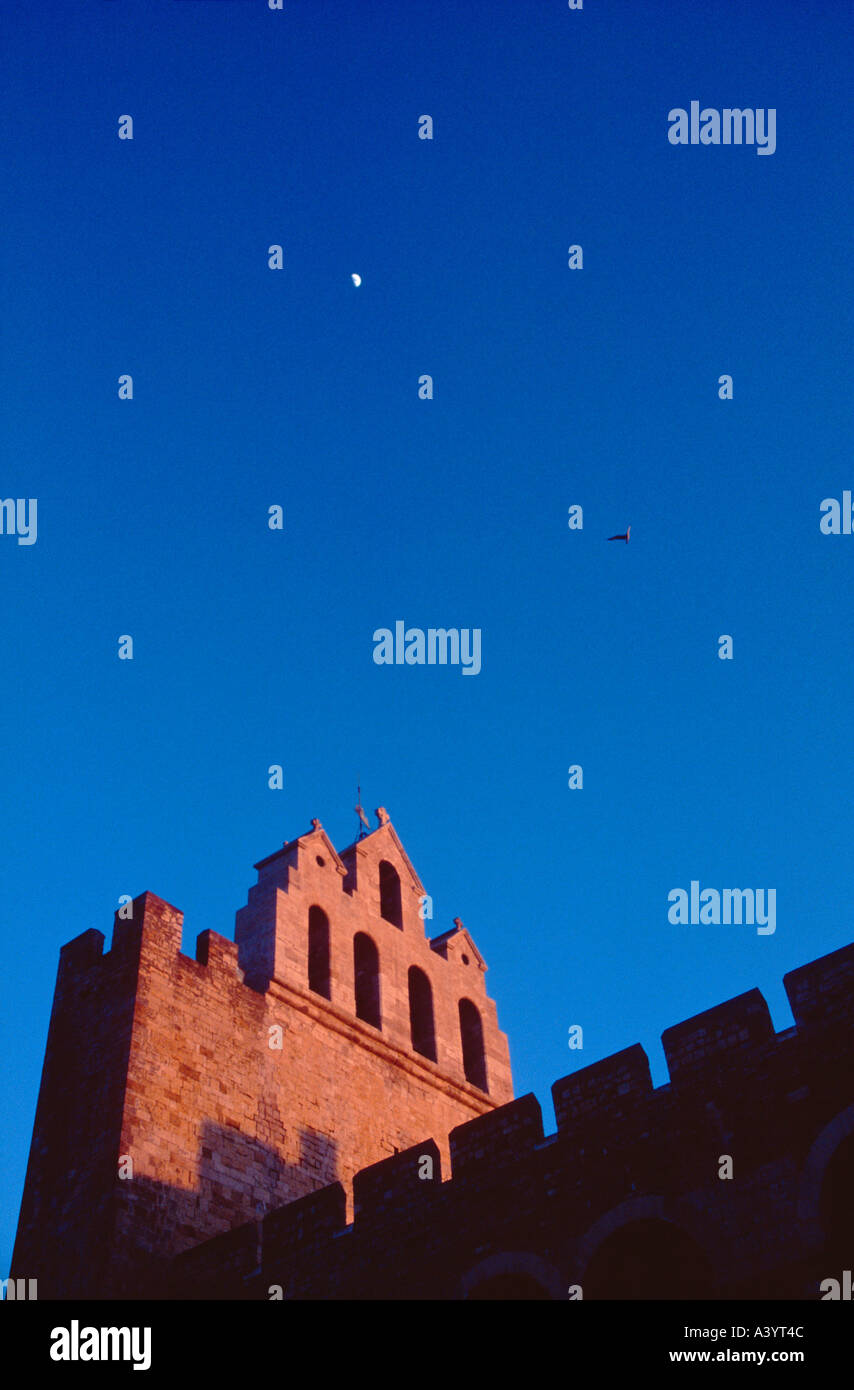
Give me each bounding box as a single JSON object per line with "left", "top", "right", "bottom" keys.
{"left": 607, "top": 526, "right": 630, "bottom": 543}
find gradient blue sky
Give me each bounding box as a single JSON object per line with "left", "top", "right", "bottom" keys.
{"left": 2, "top": 0, "right": 852, "bottom": 1275}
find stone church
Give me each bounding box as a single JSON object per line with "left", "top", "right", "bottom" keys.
{"left": 10, "top": 811, "right": 854, "bottom": 1299}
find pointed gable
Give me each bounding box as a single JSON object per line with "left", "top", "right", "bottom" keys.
{"left": 430, "top": 919, "right": 487, "bottom": 972}
{"left": 339, "top": 812, "right": 425, "bottom": 904}
{"left": 254, "top": 821, "right": 347, "bottom": 883}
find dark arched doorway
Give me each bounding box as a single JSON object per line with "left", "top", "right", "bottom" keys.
{"left": 584, "top": 1218, "right": 714, "bottom": 1299}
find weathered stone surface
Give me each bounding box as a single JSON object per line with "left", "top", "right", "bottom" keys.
{"left": 11, "top": 817, "right": 512, "bottom": 1297}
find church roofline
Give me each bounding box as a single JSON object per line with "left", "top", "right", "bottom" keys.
{"left": 339, "top": 817, "right": 426, "bottom": 897}
{"left": 430, "top": 920, "right": 487, "bottom": 971}
{"left": 254, "top": 822, "right": 347, "bottom": 878}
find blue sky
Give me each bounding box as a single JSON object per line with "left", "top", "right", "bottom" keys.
{"left": 2, "top": 0, "right": 852, "bottom": 1275}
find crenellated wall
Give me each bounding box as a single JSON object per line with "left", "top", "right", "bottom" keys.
{"left": 10, "top": 816, "right": 513, "bottom": 1299}
{"left": 14, "top": 812, "right": 854, "bottom": 1302}
{"left": 169, "top": 940, "right": 854, "bottom": 1301}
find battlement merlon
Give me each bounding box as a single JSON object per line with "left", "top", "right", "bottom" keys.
{"left": 111, "top": 890, "right": 184, "bottom": 954}
{"left": 662, "top": 988, "right": 775, "bottom": 1085}
{"left": 784, "top": 939, "right": 854, "bottom": 1027}
{"left": 552, "top": 1044, "right": 654, "bottom": 1132}
{"left": 353, "top": 1138, "right": 443, "bottom": 1223}
{"left": 57, "top": 927, "right": 106, "bottom": 976}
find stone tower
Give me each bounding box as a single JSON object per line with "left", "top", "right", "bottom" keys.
{"left": 11, "top": 812, "right": 513, "bottom": 1298}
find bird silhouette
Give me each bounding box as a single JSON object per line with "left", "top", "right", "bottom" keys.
{"left": 607, "top": 526, "right": 630, "bottom": 543}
